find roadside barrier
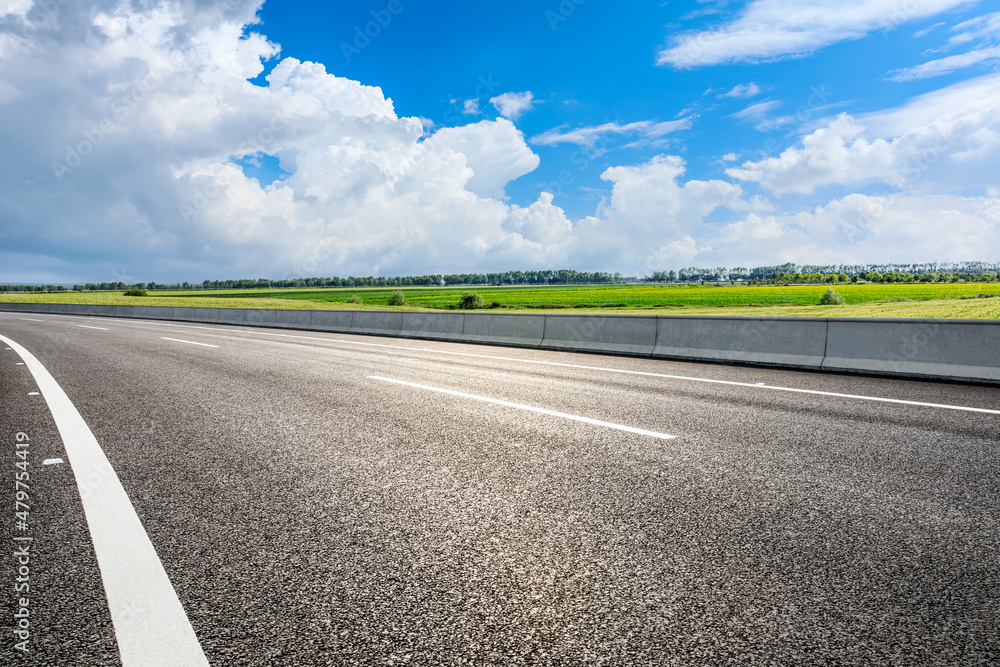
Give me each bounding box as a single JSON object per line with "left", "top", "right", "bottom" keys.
{"left": 2, "top": 303, "right": 996, "bottom": 384}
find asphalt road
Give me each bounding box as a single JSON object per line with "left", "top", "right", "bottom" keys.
{"left": 1, "top": 311, "right": 998, "bottom": 666}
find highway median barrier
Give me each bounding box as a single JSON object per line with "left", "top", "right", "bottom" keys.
{"left": 271, "top": 309, "right": 314, "bottom": 330}
{"left": 653, "top": 316, "right": 827, "bottom": 369}
{"left": 822, "top": 318, "right": 1000, "bottom": 383}
{"left": 1, "top": 303, "right": 997, "bottom": 383}
{"left": 541, "top": 314, "right": 657, "bottom": 356}
{"left": 461, "top": 312, "right": 545, "bottom": 348}
{"left": 351, "top": 311, "right": 403, "bottom": 336}
{"left": 309, "top": 310, "right": 354, "bottom": 332}
{"left": 399, "top": 311, "right": 465, "bottom": 341}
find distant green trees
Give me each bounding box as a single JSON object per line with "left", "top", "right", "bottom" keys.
{"left": 6, "top": 261, "right": 998, "bottom": 294}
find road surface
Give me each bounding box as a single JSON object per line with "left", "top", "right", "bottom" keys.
{"left": 2, "top": 311, "right": 998, "bottom": 665}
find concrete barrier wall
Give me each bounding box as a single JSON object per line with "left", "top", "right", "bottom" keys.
{"left": 461, "top": 313, "right": 545, "bottom": 348}
{"left": 1, "top": 302, "right": 997, "bottom": 383}
{"left": 541, "top": 314, "right": 657, "bottom": 356}
{"left": 399, "top": 312, "right": 464, "bottom": 341}
{"left": 822, "top": 318, "right": 1000, "bottom": 382}
{"left": 653, "top": 316, "right": 828, "bottom": 369}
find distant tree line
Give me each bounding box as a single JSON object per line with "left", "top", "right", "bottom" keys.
{"left": 4, "top": 261, "right": 998, "bottom": 293}
{"left": 0, "top": 284, "right": 68, "bottom": 292}
{"left": 650, "top": 261, "right": 1000, "bottom": 284}
{"left": 53, "top": 270, "right": 631, "bottom": 291}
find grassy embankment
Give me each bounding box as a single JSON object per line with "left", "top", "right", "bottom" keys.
{"left": 3, "top": 282, "right": 1000, "bottom": 318}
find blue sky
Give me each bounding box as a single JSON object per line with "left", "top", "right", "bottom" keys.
{"left": 1, "top": 0, "right": 999, "bottom": 282}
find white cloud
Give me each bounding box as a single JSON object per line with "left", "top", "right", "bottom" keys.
{"left": 913, "top": 22, "right": 945, "bottom": 38}
{"left": 726, "top": 74, "right": 1000, "bottom": 194}
{"left": 720, "top": 82, "right": 761, "bottom": 98}
{"left": 2, "top": 0, "right": 995, "bottom": 283}
{"left": 730, "top": 99, "right": 782, "bottom": 129}
{"left": 726, "top": 115, "right": 894, "bottom": 193}
{"left": 531, "top": 119, "right": 692, "bottom": 147}
{"left": 658, "top": 0, "right": 977, "bottom": 67}
{"left": 949, "top": 11, "right": 1000, "bottom": 46}
{"left": 889, "top": 11, "right": 1000, "bottom": 81}
{"left": 569, "top": 155, "right": 754, "bottom": 270}
{"left": 706, "top": 193, "right": 1000, "bottom": 267}
{"left": 888, "top": 45, "right": 1000, "bottom": 81}
{"left": 1, "top": 0, "right": 33, "bottom": 19}
{"left": 489, "top": 91, "right": 535, "bottom": 120}
{"left": 502, "top": 192, "right": 573, "bottom": 246}
{"left": 0, "top": 0, "right": 568, "bottom": 280}
{"left": 462, "top": 98, "right": 480, "bottom": 115}
{"left": 425, "top": 119, "right": 540, "bottom": 199}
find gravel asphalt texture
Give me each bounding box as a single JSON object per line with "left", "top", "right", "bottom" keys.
{"left": 1, "top": 312, "right": 998, "bottom": 666}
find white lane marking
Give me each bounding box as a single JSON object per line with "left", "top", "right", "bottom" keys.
{"left": 160, "top": 337, "right": 218, "bottom": 348}
{"left": 79, "top": 325, "right": 110, "bottom": 331}
{"left": 369, "top": 375, "right": 677, "bottom": 440}
{"left": 0, "top": 334, "right": 209, "bottom": 666}
{"left": 46, "top": 314, "right": 1000, "bottom": 415}
{"left": 43, "top": 458, "right": 64, "bottom": 465}
{"left": 28, "top": 392, "right": 39, "bottom": 396}
{"left": 18, "top": 318, "right": 44, "bottom": 322}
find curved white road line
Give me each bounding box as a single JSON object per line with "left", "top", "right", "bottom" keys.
{"left": 0, "top": 334, "right": 209, "bottom": 667}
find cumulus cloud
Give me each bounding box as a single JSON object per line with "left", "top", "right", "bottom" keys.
{"left": 531, "top": 119, "right": 693, "bottom": 147}
{"left": 462, "top": 98, "right": 480, "bottom": 115}
{"left": 706, "top": 193, "right": 1000, "bottom": 266}
{"left": 726, "top": 74, "right": 1000, "bottom": 194}
{"left": 3, "top": 0, "right": 998, "bottom": 283}
{"left": 0, "top": 0, "right": 566, "bottom": 280}
{"left": 658, "top": 0, "right": 976, "bottom": 67}
{"left": 569, "top": 155, "right": 754, "bottom": 270}
{"left": 425, "top": 119, "right": 540, "bottom": 199}
{"left": 489, "top": 91, "right": 535, "bottom": 120}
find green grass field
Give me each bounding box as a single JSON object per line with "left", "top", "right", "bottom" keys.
{"left": 3, "top": 282, "right": 1000, "bottom": 319}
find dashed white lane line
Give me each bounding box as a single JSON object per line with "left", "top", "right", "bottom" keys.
{"left": 78, "top": 324, "right": 109, "bottom": 331}
{"left": 369, "top": 375, "right": 677, "bottom": 440}
{"left": 18, "top": 318, "right": 44, "bottom": 322}
{"left": 43, "top": 458, "right": 64, "bottom": 465}
{"left": 0, "top": 333, "right": 209, "bottom": 667}
{"left": 160, "top": 337, "right": 218, "bottom": 348}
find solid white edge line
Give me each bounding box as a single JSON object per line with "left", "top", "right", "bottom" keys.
{"left": 369, "top": 375, "right": 677, "bottom": 440}
{"left": 0, "top": 334, "right": 209, "bottom": 666}
{"left": 29, "top": 313, "right": 1000, "bottom": 415}
{"left": 160, "top": 337, "right": 218, "bottom": 348}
